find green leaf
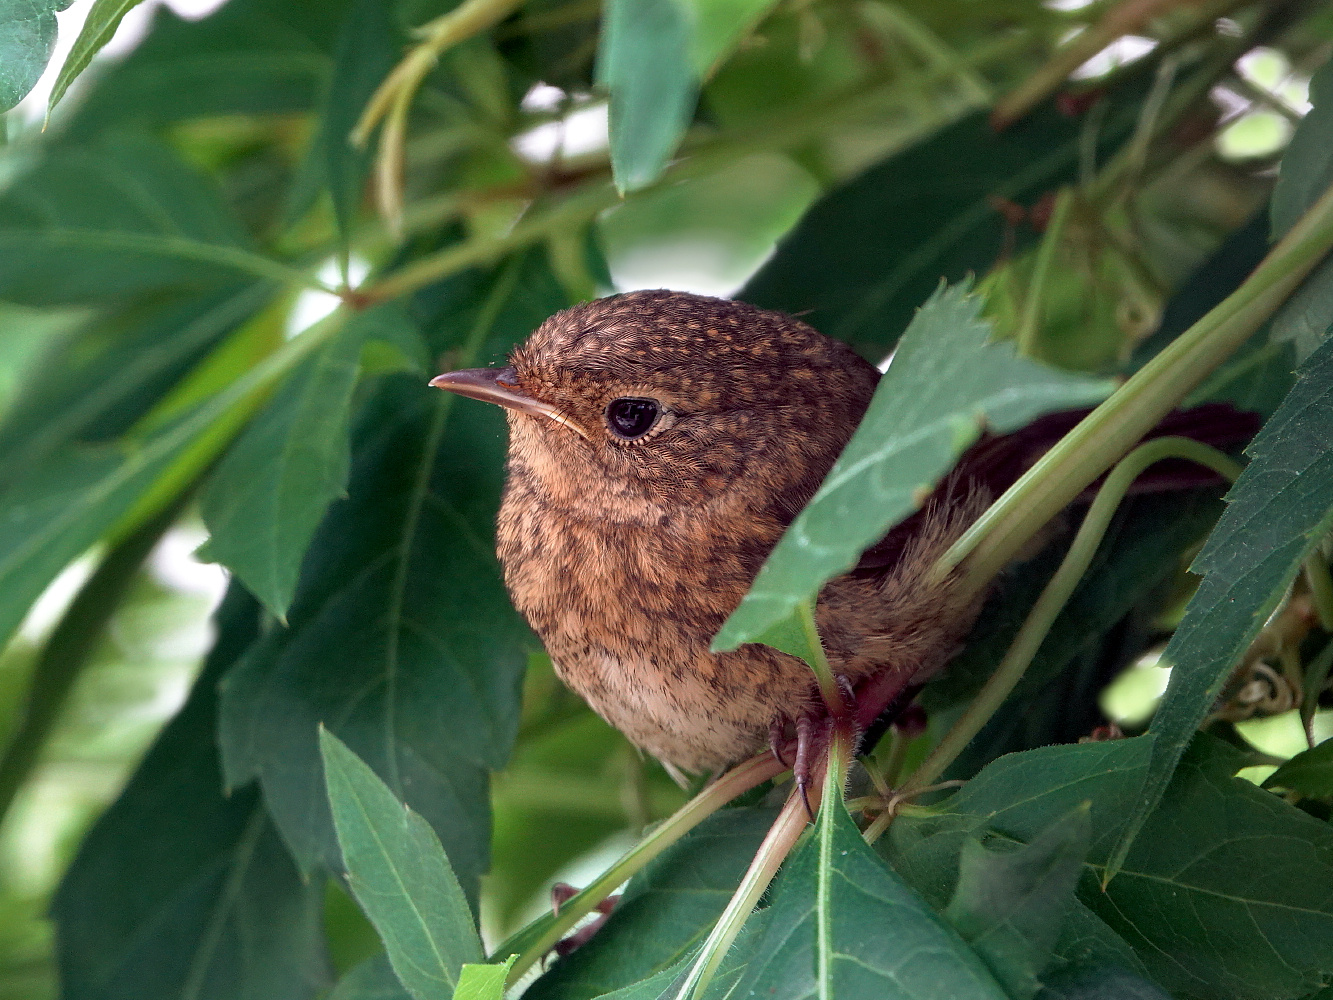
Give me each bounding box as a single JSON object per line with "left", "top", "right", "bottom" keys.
{"left": 0, "top": 0, "right": 64, "bottom": 111}
{"left": 598, "top": 0, "right": 697, "bottom": 193}
{"left": 713, "top": 282, "right": 1111, "bottom": 652}
{"left": 200, "top": 305, "right": 419, "bottom": 618}
{"left": 53, "top": 586, "right": 332, "bottom": 1000}
{"left": 737, "top": 793, "right": 1008, "bottom": 999}
{"left": 1263, "top": 739, "right": 1333, "bottom": 797}
{"left": 1271, "top": 58, "right": 1333, "bottom": 361}
{"left": 45, "top": 0, "right": 147, "bottom": 116}
{"left": 452, "top": 958, "right": 516, "bottom": 1000}
{"left": 0, "top": 136, "right": 282, "bottom": 305}
{"left": 1109, "top": 334, "right": 1333, "bottom": 883}
{"left": 524, "top": 808, "right": 774, "bottom": 1000}
{"left": 321, "top": 729, "right": 484, "bottom": 1000}
{"left": 886, "top": 736, "right": 1333, "bottom": 1000}
{"left": 944, "top": 806, "right": 1092, "bottom": 999}
{"left": 218, "top": 252, "right": 571, "bottom": 889}
{"left": 739, "top": 80, "right": 1155, "bottom": 360}
{"left": 330, "top": 954, "right": 412, "bottom": 1000}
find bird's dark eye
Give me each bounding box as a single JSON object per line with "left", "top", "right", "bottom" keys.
{"left": 605, "top": 397, "right": 660, "bottom": 440}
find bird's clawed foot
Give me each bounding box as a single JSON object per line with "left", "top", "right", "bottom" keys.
{"left": 768, "top": 677, "right": 862, "bottom": 821}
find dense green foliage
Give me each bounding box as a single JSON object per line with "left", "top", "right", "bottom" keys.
{"left": 1, "top": 0, "right": 1333, "bottom": 997}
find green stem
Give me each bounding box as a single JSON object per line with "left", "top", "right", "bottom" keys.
{"left": 1015, "top": 187, "right": 1075, "bottom": 358}
{"left": 674, "top": 789, "right": 810, "bottom": 1000}
{"left": 1304, "top": 553, "right": 1333, "bottom": 634}
{"left": 936, "top": 179, "right": 1333, "bottom": 602}
{"left": 798, "top": 600, "right": 846, "bottom": 715}
{"left": 675, "top": 723, "right": 853, "bottom": 1000}
{"left": 1301, "top": 640, "right": 1333, "bottom": 747}
{"left": 0, "top": 497, "right": 184, "bottom": 829}
{"left": 498, "top": 752, "right": 785, "bottom": 984}
{"left": 904, "top": 437, "right": 1242, "bottom": 796}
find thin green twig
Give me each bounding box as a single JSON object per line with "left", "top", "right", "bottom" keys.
{"left": 497, "top": 752, "right": 785, "bottom": 985}
{"left": 904, "top": 437, "right": 1242, "bottom": 798}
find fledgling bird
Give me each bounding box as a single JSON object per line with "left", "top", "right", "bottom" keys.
{"left": 430, "top": 289, "right": 989, "bottom": 774}
{"left": 431, "top": 289, "right": 1253, "bottom": 776}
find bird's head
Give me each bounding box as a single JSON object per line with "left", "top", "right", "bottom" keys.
{"left": 430, "top": 289, "right": 879, "bottom": 524}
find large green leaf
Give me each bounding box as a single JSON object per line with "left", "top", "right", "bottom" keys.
{"left": 0, "top": 0, "right": 68, "bottom": 111}
{"left": 0, "top": 136, "right": 279, "bottom": 305}
{"left": 321, "top": 729, "right": 484, "bottom": 1000}
{"left": 944, "top": 807, "right": 1091, "bottom": 1000}
{"left": 525, "top": 808, "right": 774, "bottom": 1000}
{"left": 714, "top": 282, "right": 1111, "bottom": 652}
{"left": 598, "top": 0, "right": 697, "bottom": 194}
{"left": 739, "top": 79, "right": 1154, "bottom": 360}
{"left": 200, "top": 305, "right": 419, "bottom": 618}
{"left": 1270, "top": 58, "right": 1333, "bottom": 362}
{"left": 1109, "top": 334, "right": 1333, "bottom": 883}
{"left": 886, "top": 736, "right": 1333, "bottom": 1000}
{"left": 218, "top": 251, "right": 571, "bottom": 891}
{"left": 53, "top": 587, "right": 331, "bottom": 1000}
{"left": 736, "top": 793, "right": 1008, "bottom": 999}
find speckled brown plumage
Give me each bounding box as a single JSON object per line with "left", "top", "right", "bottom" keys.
{"left": 438, "top": 289, "right": 985, "bottom": 772}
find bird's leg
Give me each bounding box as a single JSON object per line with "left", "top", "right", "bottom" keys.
{"left": 792, "top": 713, "right": 824, "bottom": 819}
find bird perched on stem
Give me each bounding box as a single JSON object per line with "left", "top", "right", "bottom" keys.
{"left": 430, "top": 289, "right": 1249, "bottom": 780}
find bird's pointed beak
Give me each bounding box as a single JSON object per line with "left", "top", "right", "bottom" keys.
{"left": 428, "top": 366, "right": 590, "bottom": 439}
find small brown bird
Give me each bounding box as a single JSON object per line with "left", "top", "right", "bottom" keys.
{"left": 430, "top": 289, "right": 987, "bottom": 774}
{"left": 431, "top": 289, "right": 1252, "bottom": 777}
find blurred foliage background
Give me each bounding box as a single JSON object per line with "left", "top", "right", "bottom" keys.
{"left": 0, "top": 0, "right": 1332, "bottom": 996}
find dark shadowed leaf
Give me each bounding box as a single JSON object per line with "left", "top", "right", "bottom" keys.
{"left": 0, "top": 0, "right": 66, "bottom": 111}
{"left": 200, "top": 305, "right": 420, "bottom": 618}
{"left": 1271, "top": 58, "right": 1333, "bottom": 361}
{"left": 218, "top": 251, "right": 571, "bottom": 893}
{"left": 1110, "top": 334, "right": 1333, "bottom": 883}
{"left": 714, "top": 282, "right": 1111, "bottom": 652}
{"left": 944, "top": 806, "right": 1092, "bottom": 999}
{"left": 53, "top": 587, "right": 331, "bottom": 1000}
{"left": 739, "top": 81, "right": 1153, "bottom": 360}
{"left": 886, "top": 736, "right": 1333, "bottom": 1000}
{"left": 321, "top": 729, "right": 483, "bottom": 1000}
{"left": 0, "top": 136, "right": 272, "bottom": 305}
{"left": 1036, "top": 966, "right": 1170, "bottom": 1000}
{"left": 1263, "top": 739, "right": 1333, "bottom": 797}
{"left": 525, "top": 808, "right": 774, "bottom": 1000}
